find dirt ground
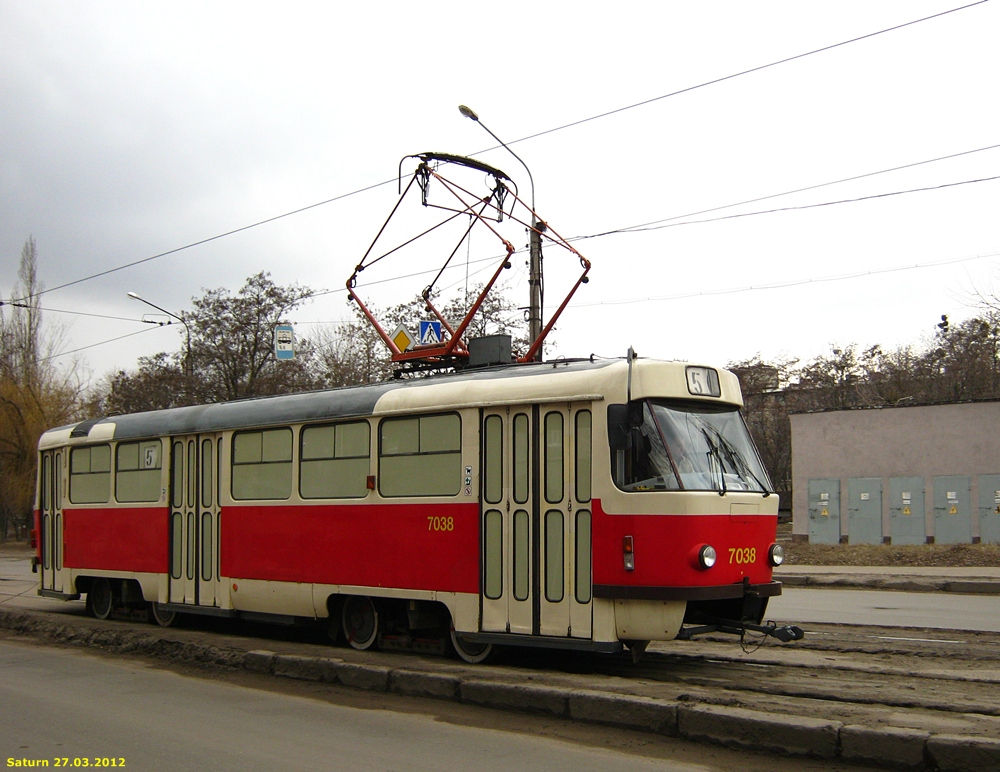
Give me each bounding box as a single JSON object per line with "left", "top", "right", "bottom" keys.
{"left": 775, "top": 521, "right": 1000, "bottom": 566}
{"left": 784, "top": 540, "right": 1000, "bottom": 567}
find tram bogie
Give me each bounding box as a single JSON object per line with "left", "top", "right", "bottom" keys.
{"left": 33, "top": 357, "right": 799, "bottom": 658}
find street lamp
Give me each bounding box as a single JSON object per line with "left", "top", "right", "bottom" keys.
{"left": 128, "top": 291, "right": 192, "bottom": 378}
{"left": 458, "top": 104, "right": 544, "bottom": 360}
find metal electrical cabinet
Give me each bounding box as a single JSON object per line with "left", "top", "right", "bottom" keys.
{"left": 977, "top": 474, "right": 1000, "bottom": 545}
{"left": 932, "top": 475, "right": 972, "bottom": 545}
{"left": 889, "top": 477, "right": 925, "bottom": 546}
{"left": 808, "top": 478, "right": 841, "bottom": 545}
{"left": 847, "top": 478, "right": 883, "bottom": 545}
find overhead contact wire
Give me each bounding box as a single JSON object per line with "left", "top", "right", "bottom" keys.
{"left": 11, "top": 1, "right": 987, "bottom": 305}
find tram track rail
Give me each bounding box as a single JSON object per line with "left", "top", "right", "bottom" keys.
{"left": 488, "top": 623, "right": 1000, "bottom": 730}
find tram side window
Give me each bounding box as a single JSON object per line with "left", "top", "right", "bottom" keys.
{"left": 300, "top": 421, "right": 370, "bottom": 499}
{"left": 69, "top": 445, "right": 111, "bottom": 504}
{"left": 232, "top": 428, "right": 293, "bottom": 500}
{"left": 116, "top": 440, "right": 162, "bottom": 503}
{"left": 379, "top": 413, "right": 461, "bottom": 497}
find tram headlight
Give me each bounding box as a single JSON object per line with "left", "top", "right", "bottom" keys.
{"left": 623, "top": 535, "right": 634, "bottom": 571}
{"left": 697, "top": 544, "right": 717, "bottom": 570}
{"left": 768, "top": 543, "right": 785, "bottom": 567}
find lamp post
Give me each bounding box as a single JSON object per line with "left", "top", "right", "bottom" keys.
{"left": 459, "top": 105, "right": 543, "bottom": 361}
{"left": 128, "top": 291, "right": 192, "bottom": 379}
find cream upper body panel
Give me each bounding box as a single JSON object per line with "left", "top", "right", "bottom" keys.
{"left": 372, "top": 359, "right": 743, "bottom": 416}
{"left": 37, "top": 358, "right": 744, "bottom": 450}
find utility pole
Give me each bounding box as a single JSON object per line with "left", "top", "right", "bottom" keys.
{"left": 527, "top": 218, "right": 543, "bottom": 357}
{"left": 459, "top": 105, "right": 544, "bottom": 361}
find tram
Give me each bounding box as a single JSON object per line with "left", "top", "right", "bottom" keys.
{"left": 33, "top": 355, "right": 799, "bottom": 661}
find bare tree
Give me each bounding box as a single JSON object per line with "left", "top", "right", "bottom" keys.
{"left": 187, "top": 272, "right": 320, "bottom": 402}
{"left": 313, "top": 283, "right": 530, "bottom": 386}
{"left": 91, "top": 272, "right": 322, "bottom": 413}
{"left": 728, "top": 354, "right": 798, "bottom": 498}
{"left": 0, "top": 238, "right": 82, "bottom": 540}
{"left": 312, "top": 307, "right": 396, "bottom": 387}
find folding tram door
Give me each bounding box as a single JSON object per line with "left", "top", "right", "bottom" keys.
{"left": 168, "top": 435, "right": 221, "bottom": 607}
{"left": 480, "top": 402, "right": 593, "bottom": 640}
{"left": 38, "top": 449, "right": 67, "bottom": 596}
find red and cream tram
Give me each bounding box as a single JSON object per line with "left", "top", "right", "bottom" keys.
{"left": 33, "top": 356, "right": 797, "bottom": 661}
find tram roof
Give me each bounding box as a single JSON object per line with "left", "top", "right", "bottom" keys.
{"left": 40, "top": 357, "right": 743, "bottom": 447}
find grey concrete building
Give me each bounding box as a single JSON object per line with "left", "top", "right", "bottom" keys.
{"left": 790, "top": 401, "right": 1000, "bottom": 544}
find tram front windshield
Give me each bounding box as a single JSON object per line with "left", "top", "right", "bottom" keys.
{"left": 613, "top": 400, "right": 772, "bottom": 494}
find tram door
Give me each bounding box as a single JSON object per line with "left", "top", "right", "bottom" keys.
{"left": 38, "top": 450, "right": 66, "bottom": 594}
{"left": 481, "top": 408, "right": 534, "bottom": 635}
{"left": 480, "top": 403, "right": 593, "bottom": 639}
{"left": 539, "top": 403, "right": 593, "bottom": 639}
{"left": 168, "top": 435, "right": 221, "bottom": 607}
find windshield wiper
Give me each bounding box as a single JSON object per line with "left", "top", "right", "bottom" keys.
{"left": 714, "top": 432, "right": 772, "bottom": 496}
{"left": 699, "top": 428, "right": 727, "bottom": 496}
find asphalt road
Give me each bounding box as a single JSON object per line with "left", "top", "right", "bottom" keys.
{"left": 0, "top": 640, "right": 879, "bottom": 772}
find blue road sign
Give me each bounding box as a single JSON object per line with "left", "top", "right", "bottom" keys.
{"left": 419, "top": 320, "right": 442, "bottom": 345}
{"left": 274, "top": 324, "right": 295, "bottom": 360}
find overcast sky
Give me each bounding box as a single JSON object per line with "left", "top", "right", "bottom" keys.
{"left": 2, "top": 1, "right": 998, "bottom": 386}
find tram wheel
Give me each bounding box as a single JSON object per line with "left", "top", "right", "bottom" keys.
{"left": 150, "top": 602, "right": 176, "bottom": 627}
{"left": 342, "top": 596, "right": 378, "bottom": 650}
{"left": 450, "top": 630, "right": 493, "bottom": 664}
{"left": 88, "top": 578, "right": 113, "bottom": 620}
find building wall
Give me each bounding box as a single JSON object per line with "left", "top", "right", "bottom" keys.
{"left": 790, "top": 401, "right": 1000, "bottom": 543}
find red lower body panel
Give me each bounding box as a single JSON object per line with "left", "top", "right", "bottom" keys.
{"left": 221, "top": 502, "right": 480, "bottom": 594}
{"left": 63, "top": 507, "right": 168, "bottom": 574}
{"left": 592, "top": 499, "right": 778, "bottom": 589}
{"left": 59, "top": 498, "right": 774, "bottom": 600}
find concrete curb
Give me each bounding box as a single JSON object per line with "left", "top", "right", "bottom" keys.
{"left": 2, "top": 607, "right": 998, "bottom": 770}
{"left": 926, "top": 734, "right": 1000, "bottom": 772}
{"left": 568, "top": 689, "right": 676, "bottom": 735}
{"left": 776, "top": 574, "right": 1000, "bottom": 594}
{"left": 460, "top": 680, "right": 568, "bottom": 716}
{"left": 841, "top": 725, "right": 930, "bottom": 770}
{"left": 678, "top": 703, "right": 841, "bottom": 759}
{"left": 390, "top": 668, "right": 461, "bottom": 700}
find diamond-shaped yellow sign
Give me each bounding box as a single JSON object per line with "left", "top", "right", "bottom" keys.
{"left": 391, "top": 325, "right": 414, "bottom": 352}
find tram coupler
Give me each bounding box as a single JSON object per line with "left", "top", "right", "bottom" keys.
{"left": 677, "top": 618, "right": 804, "bottom": 643}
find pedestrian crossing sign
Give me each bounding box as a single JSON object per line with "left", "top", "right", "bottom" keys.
{"left": 419, "top": 320, "right": 442, "bottom": 345}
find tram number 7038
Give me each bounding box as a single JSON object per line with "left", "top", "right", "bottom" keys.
{"left": 427, "top": 516, "right": 455, "bottom": 532}
{"left": 729, "top": 547, "right": 757, "bottom": 564}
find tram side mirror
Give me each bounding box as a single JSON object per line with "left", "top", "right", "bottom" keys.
{"left": 607, "top": 404, "right": 632, "bottom": 450}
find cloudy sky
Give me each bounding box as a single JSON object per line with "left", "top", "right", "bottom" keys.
{"left": 2, "top": 1, "right": 998, "bottom": 385}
